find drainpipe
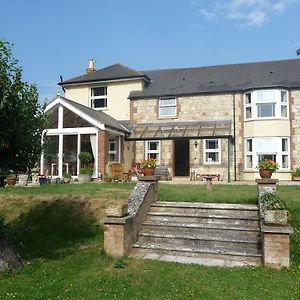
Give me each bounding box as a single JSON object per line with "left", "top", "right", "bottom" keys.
{"left": 233, "top": 93, "right": 237, "bottom": 181}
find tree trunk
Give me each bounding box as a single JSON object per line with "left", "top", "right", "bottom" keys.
{"left": 0, "top": 235, "right": 23, "bottom": 272}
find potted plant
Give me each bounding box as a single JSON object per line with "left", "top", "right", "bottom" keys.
{"left": 63, "top": 172, "right": 72, "bottom": 184}
{"left": 257, "top": 159, "right": 279, "bottom": 179}
{"left": 261, "top": 192, "right": 289, "bottom": 225}
{"left": 142, "top": 158, "right": 156, "bottom": 176}
{"left": 5, "top": 173, "right": 16, "bottom": 186}
{"left": 78, "top": 151, "right": 93, "bottom": 183}
{"left": 292, "top": 167, "right": 300, "bottom": 181}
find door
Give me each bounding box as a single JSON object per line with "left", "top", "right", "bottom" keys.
{"left": 174, "top": 139, "right": 190, "bottom": 176}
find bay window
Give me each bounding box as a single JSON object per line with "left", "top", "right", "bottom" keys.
{"left": 244, "top": 89, "right": 288, "bottom": 119}
{"left": 244, "top": 137, "right": 290, "bottom": 170}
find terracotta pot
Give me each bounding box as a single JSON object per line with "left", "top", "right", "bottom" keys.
{"left": 144, "top": 168, "right": 155, "bottom": 176}
{"left": 259, "top": 169, "right": 273, "bottom": 179}
{"left": 6, "top": 178, "right": 16, "bottom": 186}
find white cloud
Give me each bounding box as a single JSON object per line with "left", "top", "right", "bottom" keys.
{"left": 193, "top": 0, "right": 297, "bottom": 27}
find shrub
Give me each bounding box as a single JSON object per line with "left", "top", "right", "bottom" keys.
{"left": 78, "top": 152, "right": 92, "bottom": 168}
{"left": 261, "top": 192, "right": 286, "bottom": 210}
{"left": 79, "top": 167, "right": 93, "bottom": 176}
{"left": 292, "top": 167, "right": 300, "bottom": 177}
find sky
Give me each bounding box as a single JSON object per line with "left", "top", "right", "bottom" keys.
{"left": 1, "top": 0, "right": 300, "bottom": 102}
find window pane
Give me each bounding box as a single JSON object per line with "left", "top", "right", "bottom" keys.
{"left": 258, "top": 154, "right": 276, "bottom": 162}
{"left": 246, "top": 139, "right": 252, "bottom": 152}
{"left": 206, "top": 139, "right": 218, "bottom": 149}
{"left": 282, "top": 155, "right": 288, "bottom": 168}
{"left": 160, "top": 107, "right": 176, "bottom": 116}
{"left": 246, "top": 107, "right": 252, "bottom": 118}
{"left": 257, "top": 103, "right": 275, "bottom": 117}
{"left": 281, "top": 105, "right": 287, "bottom": 117}
{"left": 94, "top": 98, "right": 107, "bottom": 108}
{"left": 92, "top": 87, "right": 107, "bottom": 96}
{"left": 160, "top": 98, "right": 176, "bottom": 106}
{"left": 257, "top": 90, "right": 275, "bottom": 103}
{"left": 206, "top": 152, "right": 219, "bottom": 163}
{"left": 109, "top": 142, "right": 116, "bottom": 152}
{"left": 282, "top": 138, "right": 288, "bottom": 152}
{"left": 281, "top": 91, "right": 287, "bottom": 103}
{"left": 245, "top": 93, "right": 251, "bottom": 104}
{"left": 148, "top": 141, "right": 158, "bottom": 151}
{"left": 246, "top": 155, "right": 253, "bottom": 168}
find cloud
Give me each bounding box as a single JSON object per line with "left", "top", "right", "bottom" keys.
{"left": 193, "top": 0, "right": 297, "bottom": 27}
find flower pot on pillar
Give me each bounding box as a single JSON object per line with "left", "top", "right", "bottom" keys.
{"left": 143, "top": 168, "right": 155, "bottom": 176}
{"left": 259, "top": 169, "right": 273, "bottom": 179}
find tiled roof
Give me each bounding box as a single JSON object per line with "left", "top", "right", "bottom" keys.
{"left": 129, "top": 59, "right": 300, "bottom": 99}
{"left": 59, "top": 63, "right": 150, "bottom": 85}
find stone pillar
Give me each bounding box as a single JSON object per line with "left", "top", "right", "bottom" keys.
{"left": 261, "top": 225, "right": 293, "bottom": 268}
{"left": 256, "top": 179, "right": 293, "bottom": 268}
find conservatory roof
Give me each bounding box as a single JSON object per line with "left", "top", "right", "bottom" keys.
{"left": 126, "top": 120, "right": 232, "bottom": 141}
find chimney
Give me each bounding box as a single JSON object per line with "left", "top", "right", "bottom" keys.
{"left": 86, "top": 58, "right": 96, "bottom": 73}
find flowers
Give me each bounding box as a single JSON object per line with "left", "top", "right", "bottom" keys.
{"left": 143, "top": 158, "right": 156, "bottom": 169}
{"left": 257, "top": 159, "right": 279, "bottom": 172}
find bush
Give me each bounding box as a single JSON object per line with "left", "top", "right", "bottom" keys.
{"left": 0, "top": 215, "right": 5, "bottom": 236}
{"left": 78, "top": 152, "right": 92, "bottom": 168}
{"left": 292, "top": 167, "right": 300, "bottom": 177}
{"left": 79, "top": 167, "right": 93, "bottom": 176}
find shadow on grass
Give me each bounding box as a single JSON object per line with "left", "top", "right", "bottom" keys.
{"left": 8, "top": 199, "right": 102, "bottom": 260}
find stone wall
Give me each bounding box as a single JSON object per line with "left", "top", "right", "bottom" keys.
{"left": 131, "top": 93, "right": 243, "bottom": 180}
{"left": 290, "top": 90, "right": 300, "bottom": 170}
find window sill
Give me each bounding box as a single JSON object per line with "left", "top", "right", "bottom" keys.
{"left": 244, "top": 117, "right": 289, "bottom": 122}
{"left": 244, "top": 169, "right": 291, "bottom": 173}
{"left": 157, "top": 116, "right": 178, "bottom": 120}
{"left": 203, "top": 163, "right": 222, "bottom": 166}
{"left": 93, "top": 107, "right": 109, "bottom": 111}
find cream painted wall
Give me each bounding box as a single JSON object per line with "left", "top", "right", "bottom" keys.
{"left": 65, "top": 79, "right": 143, "bottom": 120}
{"left": 244, "top": 120, "right": 290, "bottom": 137}
{"left": 65, "top": 85, "right": 90, "bottom": 107}
{"left": 243, "top": 171, "right": 292, "bottom": 181}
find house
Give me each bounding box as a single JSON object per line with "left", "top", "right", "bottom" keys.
{"left": 41, "top": 58, "right": 300, "bottom": 181}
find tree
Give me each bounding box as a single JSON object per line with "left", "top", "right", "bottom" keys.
{"left": 0, "top": 39, "right": 47, "bottom": 175}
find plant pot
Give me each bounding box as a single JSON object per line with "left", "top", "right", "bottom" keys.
{"left": 38, "top": 177, "right": 47, "bottom": 185}
{"left": 6, "top": 178, "right": 16, "bottom": 186}
{"left": 63, "top": 177, "right": 71, "bottom": 184}
{"left": 264, "top": 210, "right": 288, "bottom": 225}
{"left": 78, "top": 174, "right": 91, "bottom": 183}
{"left": 144, "top": 168, "right": 155, "bottom": 176}
{"left": 259, "top": 169, "right": 273, "bottom": 179}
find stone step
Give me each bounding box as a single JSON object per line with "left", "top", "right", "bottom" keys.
{"left": 147, "top": 211, "right": 259, "bottom": 221}
{"left": 132, "top": 241, "right": 262, "bottom": 258}
{"left": 139, "top": 230, "right": 260, "bottom": 244}
{"left": 129, "top": 248, "right": 262, "bottom": 267}
{"left": 146, "top": 214, "right": 259, "bottom": 227}
{"left": 137, "top": 235, "right": 260, "bottom": 252}
{"left": 152, "top": 201, "right": 259, "bottom": 211}
{"left": 142, "top": 219, "right": 260, "bottom": 232}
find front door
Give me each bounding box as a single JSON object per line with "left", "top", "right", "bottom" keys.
{"left": 174, "top": 139, "right": 190, "bottom": 176}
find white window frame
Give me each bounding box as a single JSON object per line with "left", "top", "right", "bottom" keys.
{"left": 91, "top": 86, "right": 107, "bottom": 109}
{"left": 245, "top": 138, "right": 253, "bottom": 169}
{"left": 244, "top": 137, "right": 290, "bottom": 170}
{"left": 145, "top": 140, "right": 161, "bottom": 165}
{"left": 159, "top": 98, "right": 177, "bottom": 118}
{"left": 108, "top": 137, "right": 120, "bottom": 163}
{"left": 244, "top": 89, "right": 289, "bottom": 120}
{"left": 203, "top": 139, "right": 221, "bottom": 164}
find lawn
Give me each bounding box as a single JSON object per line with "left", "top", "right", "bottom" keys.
{"left": 0, "top": 183, "right": 299, "bottom": 299}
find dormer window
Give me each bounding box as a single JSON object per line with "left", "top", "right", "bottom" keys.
{"left": 91, "top": 87, "right": 107, "bottom": 109}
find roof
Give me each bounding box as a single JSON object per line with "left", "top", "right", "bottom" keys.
{"left": 126, "top": 120, "right": 232, "bottom": 141}
{"left": 46, "top": 96, "right": 128, "bottom": 132}
{"left": 129, "top": 59, "right": 300, "bottom": 99}
{"left": 59, "top": 63, "right": 150, "bottom": 85}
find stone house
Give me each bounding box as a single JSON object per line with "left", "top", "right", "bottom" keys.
{"left": 42, "top": 59, "right": 300, "bottom": 181}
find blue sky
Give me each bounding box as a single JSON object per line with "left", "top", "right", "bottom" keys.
{"left": 1, "top": 0, "right": 300, "bottom": 102}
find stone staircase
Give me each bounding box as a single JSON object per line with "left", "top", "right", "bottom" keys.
{"left": 129, "top": 201, "right": 262, "bottom": 267}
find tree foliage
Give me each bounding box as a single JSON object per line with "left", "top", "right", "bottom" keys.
{"left": 0, "top": 40, "right": 47, "bottom": 174}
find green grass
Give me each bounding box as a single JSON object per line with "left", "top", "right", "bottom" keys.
{"left": 0, "top": 183, "right": 299, "bottom": 299}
